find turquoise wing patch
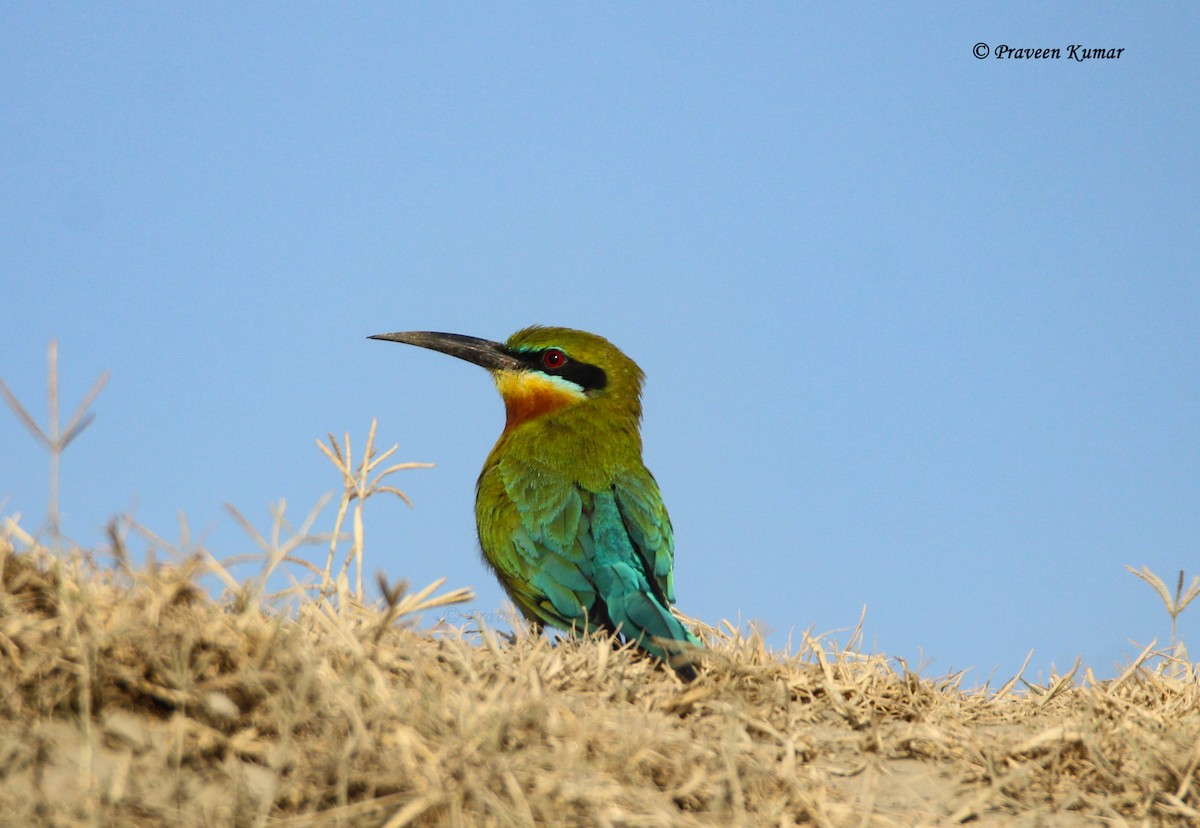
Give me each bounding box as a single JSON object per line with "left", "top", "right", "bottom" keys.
{"left": 499, "top": 458, "right": 597, "bottom": 628}
{"left": 611, "top": 470, "right": 677, "bottom": 605}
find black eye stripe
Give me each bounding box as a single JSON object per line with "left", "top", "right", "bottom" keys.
{"left": 562, "top": 361, "right": 607, "bottom": 391}
{"left": 510, "top": 348, "right": 608, "bottom": 392}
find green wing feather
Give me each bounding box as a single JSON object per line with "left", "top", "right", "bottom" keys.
{"left": 476, "top": 459, "right": 596, "bottom": 629}
{"left": 476, "top": 454, "right": 699, "bottom": 677}
{"left": 612, "top": 470, "right": 676, "bottom": 605}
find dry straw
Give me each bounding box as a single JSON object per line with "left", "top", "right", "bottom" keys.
{"left": 2, "top": 343, "right": 1199, "bottom": 825}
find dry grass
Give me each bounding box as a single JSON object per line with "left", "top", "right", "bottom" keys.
{"left": 2, "top": 525, "right": 1200, "bottom": 827}
{"left": 3, "top": 343, "right": 1199, "bottom": 826}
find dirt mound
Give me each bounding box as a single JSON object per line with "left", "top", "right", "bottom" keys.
{"left": 2, "top": 523, "right": 1198, "bottom": 827}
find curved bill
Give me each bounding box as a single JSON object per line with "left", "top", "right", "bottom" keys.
{"left": 369, "top": 331, "right": 523, "bottom": 372}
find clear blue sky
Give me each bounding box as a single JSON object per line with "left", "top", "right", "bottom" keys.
{"left": 3, "top": 4, "right": 1197, "bottom": 684}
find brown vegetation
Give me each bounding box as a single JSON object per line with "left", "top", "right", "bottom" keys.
{"left": 2, "top": 517, "right": 1199, "bottom": 826}
{"left": 2, "top": 344, "right": 1198, "bottom": 825}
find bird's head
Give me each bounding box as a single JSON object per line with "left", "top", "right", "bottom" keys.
{"left": 370, "top": 326, "right": 644, "bottom": 433}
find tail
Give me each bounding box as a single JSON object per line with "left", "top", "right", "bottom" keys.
{"left": 596, "top": 564, "right": 703, "bottom": 681}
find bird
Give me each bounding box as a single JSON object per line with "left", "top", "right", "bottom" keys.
{"left": 369, "top": 325, "right": 701, "bottom": 680}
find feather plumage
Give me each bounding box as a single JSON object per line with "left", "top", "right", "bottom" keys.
{"left": 373, "top": 325, "right": 701, "bottom": 680}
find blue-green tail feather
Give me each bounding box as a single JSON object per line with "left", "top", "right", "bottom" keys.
{"left": 587, "top": 491, "right": 701, "bottom": 679}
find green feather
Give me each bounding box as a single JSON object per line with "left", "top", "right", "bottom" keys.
{"left": 477, "top": 442, "right": 700, "bottom": 678}
{"left": 400, "top": 325, "right": 703, "bottom": 680}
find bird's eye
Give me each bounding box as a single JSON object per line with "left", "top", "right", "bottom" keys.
{"left": 542, "top": 349, "right": 567, "bottom": 370}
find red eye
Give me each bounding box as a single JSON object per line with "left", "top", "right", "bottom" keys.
{"left": 542, "top": 349, "right": 566, "bottom": 370}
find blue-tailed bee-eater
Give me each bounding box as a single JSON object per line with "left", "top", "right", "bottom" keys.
{"left": 371, "top": 326, "right": 701, "bottom": 680}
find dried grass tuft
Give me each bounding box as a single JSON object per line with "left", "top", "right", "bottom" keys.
{"left": 2, "top": 519, "right": 1199, "bottom": 826}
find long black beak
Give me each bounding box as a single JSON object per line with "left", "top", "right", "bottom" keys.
{"left": 369, "top": 331, "right": 523, "bottom": 372}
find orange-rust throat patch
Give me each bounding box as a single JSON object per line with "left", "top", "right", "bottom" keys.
{"left": 494, "top": 371, "right": 586, "bottom": 433}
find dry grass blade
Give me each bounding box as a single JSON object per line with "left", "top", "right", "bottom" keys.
{"left": 317, "top": 419, "right": 433, "bottom": 600}
{"left": 369, "top": 573, "right": 473, "bottom": 643}
{"left": 392, "top": 576, "right": 474, "bottom": 617}
{"left": 60, "top": 372, "right": 110, "bottom": 448}
{"left": 1109, "top": 638, "right": 1158, "bottom": 693}
{"left": 1025, "top": 657, "right": 1081, "bottom": 707}
{"left": 993, "top": 648, "right": 1035, "bottom": 697}
{"left": 3, "top": 514, "right": 38, "bottom": 548}
{"left": 217, "top": 497, "right": 336, "bottom": 610}
{"left": 1, "top": 339, "right": 109, "bottom": 546}
{"left": 1179, "top": 573, "right": 1200, "bottom": 611}
{"left": 1127, "top": 565, "right": 1173, "bottom": 610}
{"left": 0, "top": 375, "right": 52, "bottom": 449}
{"left": 1127, "top": 565, "right": 1200, "bottom": 658}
